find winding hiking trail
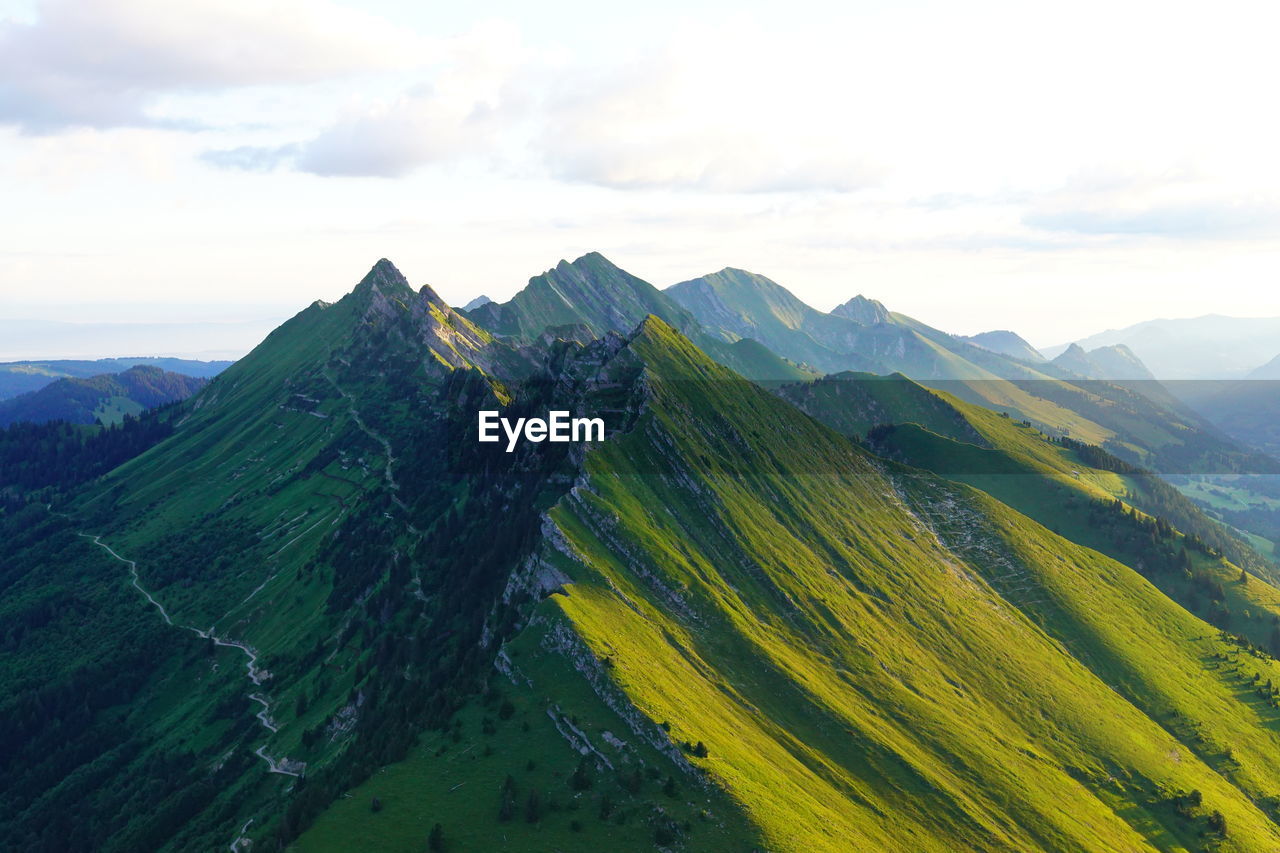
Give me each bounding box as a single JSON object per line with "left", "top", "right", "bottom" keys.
{"left": 78, "top": 533, "right": 303, "bottom": 779}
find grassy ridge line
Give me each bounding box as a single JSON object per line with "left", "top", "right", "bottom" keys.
{"left": 866, "top": 384, "right": 1280, "bottom": 646}
{"left": 533, "top": 318, "right": 1280, "bottom": 851}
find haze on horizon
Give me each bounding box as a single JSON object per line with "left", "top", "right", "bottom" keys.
{"left": 3, "top": 0, "right": 1280, "bottom": 355}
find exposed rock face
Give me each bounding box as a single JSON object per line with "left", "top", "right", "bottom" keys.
{"left": 831, "top": 294, "right": 890, "bottom": 326}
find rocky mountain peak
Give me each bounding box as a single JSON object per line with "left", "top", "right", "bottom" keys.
{"left": 831, "top": 294, "right": 890, "bottom": 326}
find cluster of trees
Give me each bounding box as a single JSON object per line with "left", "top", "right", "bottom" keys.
{"left": 0, "top": 402, "right": 181, "bottom": 511}
{"left": 1087, "top": 498, "right": 1207, "bottom": 574}
{"left": 1166, "top": 788, "right": 1228, "bottom": 838}
{"left": 0, "top": 507, "right": 258, "bottom": 852}
{"left": 1056, "top": 435, "right": 1266, "bottom": 572}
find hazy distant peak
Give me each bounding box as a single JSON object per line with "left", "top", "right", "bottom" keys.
{"left": 462, "top": 295, "right": 493, "bottom": 311}
{"left": 1248, "top": 353, "right": 1280, "bottom": 379}
{"left": 1051, "top": 341, "right": 1154, "bottom": 381}
{"left": 1050, "top": 314, "right": 1280, "bottom": 378}
{"left": 830, "top": 295, "right": 890, "bottom": 326}
{"left": 960, "top": 330, "right": 1045, "bottom": 363}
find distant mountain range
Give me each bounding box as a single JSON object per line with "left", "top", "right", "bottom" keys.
{"left": 662, "top": 266, "right": 1054, "bottom": 380}
{"left": 0, "top": 356, "right": 230, "bottom": 401}
{"left": 1049, "top": 342, "right": 1155, "bottom": 381}
{"left": 0, "top": 364, "right": 208, "bottom": 427}
{"left": 1044, "top": 315, "right": 1280, "bottom": 379}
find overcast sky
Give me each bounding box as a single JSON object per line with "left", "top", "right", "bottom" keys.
{"left": 3, "top": 0, "right": 1280, "bottom": 354}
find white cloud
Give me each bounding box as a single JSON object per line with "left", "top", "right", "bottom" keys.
{"left": 0, "top": 0, "right": 430, "bottom": 131}
{"left": 202, "top": 20, "right": 527, "bottom": 178}
{"left": 203, "top": 16, "right": 883, "bottom": 192}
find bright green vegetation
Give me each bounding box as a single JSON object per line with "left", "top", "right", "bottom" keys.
{"left": 533, "top": 319, "right": 1280, "bottom": 851}
{"left": 92, "top": 394, "right": 145, "bottom": 425}
{"left": 9, "top": 255, "right": 1280, "bottom": 852}
{"left": 777, "top": 370, "right": 987, "bottom": 445}
{"left": 788, "top": 372, "right": 1280, "bottom": 652}
{"left": 296, "top": 616, "right": 759, "bottom": 853}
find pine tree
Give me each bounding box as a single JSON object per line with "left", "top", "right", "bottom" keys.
{"left": 498, "top": 775, "right": 517, "bottom": 822}
{"left": 570, "top": 758, "right": 593, "bottom": 791}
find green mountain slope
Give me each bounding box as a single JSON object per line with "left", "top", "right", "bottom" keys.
{"left": 467, "top": 252, "right": 699, "bottom": 342}
{"left": 667, "top": 268, "right": 1050, "bottom": 380}
{"left": 780, "top": 371, "right": 1280, "bottom": 635}
{"left": 660, "top": 265, "right": 1275, "bottom": 483}
{"left": 777, "top": 370, "right": 986, "bottom": 446}
{"left": 465, "top": 253, "right": 815, "bottom": 382}
{"left": 520, "top": 318, "right": 1280, "bottom": 851}
{"left": 0, "top": 364, "right": 208, "bottom": 427}
{"left": 11, "top": 260, "right": 1280, "bottom": 852}
{"left": 294, "top": 315, "right": 1280, "bottom": 851}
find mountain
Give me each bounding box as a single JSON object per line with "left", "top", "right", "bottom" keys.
{"left": 466, "top": 252, "right": 700, "bottom": 341}
{"left": 465, "top": 253, "right": 815, "bottom": 382}
{"left": 666, "top": 267, "right": 1050, "bottom": 381}
{"left": 959, "top": 330, "right": 1045, "bottom": 362}
{"left": 0, "top": 365, "right": 207, "bottom": 427}
{"left": 1178, "top": 380, "right": 1280, "bottom": 458}
{"left": 1050, "top": 343, "right": 1156, "bottom": 380}
{"left": 780, "top": 371, "right": 1273, "bottom": 576}
{"left": 11, "top": 257, "right": 1280, "bottom": 851}
{"left": 1045, "top": 315, "right": 1280, "bottom": 379}
{"left": 443, "top": 254, "right": 1278, "bottom": 557}
{"left": 460, "top": 295, "right": 492, "bottom": 311}
{"left": 665, "top": 268, "right": 881, "bottom": 374}
{"left": 829, "top": 293, "right": 891, "bottom": 325}
{"left": 0, "top": 357, "right": 230, "bottom": 400}
{"left": 661, "top": 265, "right": 1273, "bottom": 481}
{"left": 1249, "top": 354, "right": 1280, "bottom": 379}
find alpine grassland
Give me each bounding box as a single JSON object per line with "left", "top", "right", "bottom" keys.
{"left": 7, "top": 256, "right": 1280, "bottom": 852}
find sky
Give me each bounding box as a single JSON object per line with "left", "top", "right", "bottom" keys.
{"left": 3, "top": 0, "right": 1280, "bottom": 358}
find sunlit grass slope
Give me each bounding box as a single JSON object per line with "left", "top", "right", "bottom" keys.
{"left": 531, "top": 317, "right": 1280, "bottom": 851}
